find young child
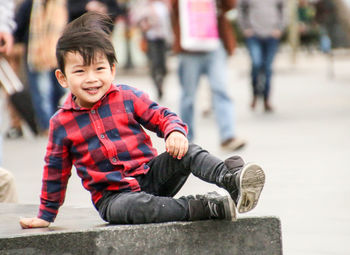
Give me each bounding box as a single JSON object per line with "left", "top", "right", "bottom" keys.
{"left": 19, "top": 12, "right": 265, "bottom": 228}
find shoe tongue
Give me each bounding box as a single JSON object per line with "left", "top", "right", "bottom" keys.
{"left": 224, "top": 156, "right": 245, "bottom": 170}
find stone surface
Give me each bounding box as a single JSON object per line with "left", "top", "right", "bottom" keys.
{"left": 0, "top": 204, "right": 282, "bottom": 255}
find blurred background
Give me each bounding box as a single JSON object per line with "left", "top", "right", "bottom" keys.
{"left": 1, "top": 0, "right": 350, "bottom": 254}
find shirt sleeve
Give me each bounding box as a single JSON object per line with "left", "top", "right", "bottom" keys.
{"left": 37, "top": 116, "right": 73, "bottom": 222}
{"left": 0, "top": 1, "right": 16, "bottom": 33}
{"left": 129, "top": 87, "right": 188, "bottom": 139}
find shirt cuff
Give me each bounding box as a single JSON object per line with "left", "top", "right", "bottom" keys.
{"left": 38, "top": 209, "right": 57, "bottom": 223}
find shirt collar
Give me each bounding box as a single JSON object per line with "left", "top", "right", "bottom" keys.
{"left": 60, "top": 84, "right": 119, "bottom": 111}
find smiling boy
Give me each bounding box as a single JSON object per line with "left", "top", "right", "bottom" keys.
{"left": 19, "top": 12, "right": 265, "bottom": 228}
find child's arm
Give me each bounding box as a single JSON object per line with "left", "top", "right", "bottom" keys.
{"left": 128, "top": 86, "right": 188, "bottom": 139}
{"left": 165, "top": 131, "right": 188, "bottom": 160}
{"left": 19, "top": 217, "right": 50, "bottom": 229}
{"left": 19, "top": 116, "right": 73, "bottom": 228}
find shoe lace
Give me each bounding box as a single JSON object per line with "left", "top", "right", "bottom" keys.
{"left": 208, "top": 201, "right": 220, "bottom": 218}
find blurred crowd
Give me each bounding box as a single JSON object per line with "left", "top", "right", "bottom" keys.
{"left": 2, "top": 0, "right": 350, "bottom": 140}
{"left": 297, "top": 0, "right": 350, "bottom": 52}
{"left": 1, "top": 0, "right": 350, "bottom": 202}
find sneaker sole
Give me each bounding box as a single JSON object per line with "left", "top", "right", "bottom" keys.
{"left": 223, "top": 196, "right": 237, "bottom": 221}
{"left": 237, "top": 163, "right": 265, "bottom": 214}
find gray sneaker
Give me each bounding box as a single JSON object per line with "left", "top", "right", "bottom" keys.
{"left": 222, "top": 158, "right": 265, "bottom": 214}
{"left": 195, "top": 192, "right": 237, "bottom": 221}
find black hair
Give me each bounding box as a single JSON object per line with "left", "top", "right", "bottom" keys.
{"left": 56, "top": 12, "right": 117, "bottom": 74}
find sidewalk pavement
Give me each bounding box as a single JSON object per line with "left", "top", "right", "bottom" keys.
{"left": 2, "top": 49, "right": 350, "bottom": 255}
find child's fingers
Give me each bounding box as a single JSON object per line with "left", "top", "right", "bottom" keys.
{"left": 172, "top": 143, "right": 180, "bottom": 158}
{"left": 166, "top": 131, "right": 188, "bottom": 158}
{"left": 166, "top": 139, "right": 175, "bottom": 156}
{"left": 177, "top": 140, "right": 188, "bottom": 159}
{"left": 177, "top": 146, "right": 184, "bottom": 159}
{"left": 19, "top": 218, "right": 32, "bottom": 229}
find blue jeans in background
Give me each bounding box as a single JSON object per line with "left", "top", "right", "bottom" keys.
{"left": 27, "top": 69, "right": 66, "bottom": 131}
{"left": 178, "top": 43, "right": 235, "bottom": 143}
{"left": 245, "top": 36, "right": 279, "bottom": 100}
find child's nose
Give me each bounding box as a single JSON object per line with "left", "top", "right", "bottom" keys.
{"left": 86, "top": 70, "right": 98, "bottom": 82}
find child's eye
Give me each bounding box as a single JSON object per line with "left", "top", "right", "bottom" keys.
{"left": 97, "top": 66, "right": 106, "bottom": 71}
{"left": 74, "top": 69, "right": 84, "bottom": 73}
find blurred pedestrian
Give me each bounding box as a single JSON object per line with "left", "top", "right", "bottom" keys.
{"left": 314, "top": 0, "right": 336, "bottom": 53}
{"left": 237, "top": 0, "right": 288, "bottom": 112}
{"left": 298, "top": 0, "right": 318, "bottom": 51}
{"left": 0, "top": 2, "right": 16, "bottom": 56}
{"left": 0, "top": 0, "right": 18, "bottom": 203}
{"left": 131, "top": 0, "right": 172, "bottom": 100}
{"left": 0, "top": 168, "right": 18, "bottom": 203}
{"left": 14, "top": 0, "right": 68, "bottom": 135}
{"left": 1, "top": 1, "right": 23, "bottom": 139}
{"left": 171, "top": 0, "right": 246, "bottom": 151}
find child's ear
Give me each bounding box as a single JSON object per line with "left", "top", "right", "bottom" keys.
{"left": 55, "top": 69, "right": 68, "bottom": 88}
{"left": 111, "top": 64, "right": 116, "bottom": 77}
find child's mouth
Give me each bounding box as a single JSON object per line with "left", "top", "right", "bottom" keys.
{"left": 85, "top": 87, "right": 100, "bottom": 94}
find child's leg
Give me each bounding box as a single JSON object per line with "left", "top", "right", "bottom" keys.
{"left": 97, "top": 143, "right": 243, "bottom": 224}
{"left": 144, "top": 143, "right": 265, "bottom": 214}
{"left": 98, "top": 144, "right": 264, "bottom": 224}
{"left": 99, "top": 191, "right": 190, "bottom": 224}
{"left": 139, "top": 143, "right": 235, "bottom": 196}
{"left": 98, "top": 190, "right": 236, "bottom": 224}
{"left": 140, "top": 143, "right": 231, "bottom": 196}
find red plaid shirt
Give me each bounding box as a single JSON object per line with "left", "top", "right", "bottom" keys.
{"left": 38, "top": 84, "right": 187, "bottom": 222}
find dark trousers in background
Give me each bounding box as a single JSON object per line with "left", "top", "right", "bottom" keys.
{"left": 96, "top": 144, "right": 229, "bottom": 224}
{"left": 245, "top": 36, "right": 279, "bottom": 100}
{"left": 147, "top": 39, "right": 167, "bottom": 99}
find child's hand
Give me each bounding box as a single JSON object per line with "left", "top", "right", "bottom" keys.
{"left": 19, "top": 217, "right": 50, "bottom": 229}
{"left": 166, "top": 131, "right": 188, "bottom": 160}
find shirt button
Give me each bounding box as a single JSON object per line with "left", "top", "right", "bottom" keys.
{"left": 111, "top": 157, "right": 117, "bottom": 163}
{"left": 91, "top": 110, "right": 96, "bottom": 114}
{"left": 100, "top": 134, "right": 105, "bottom": 139}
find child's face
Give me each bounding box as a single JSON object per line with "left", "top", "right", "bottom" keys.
{"left": 56, "top": 51, "right": 116, "bottom": 108}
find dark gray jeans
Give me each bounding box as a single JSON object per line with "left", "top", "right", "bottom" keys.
{"left": 96, "top": 144, "right": 229, "bottom": 224}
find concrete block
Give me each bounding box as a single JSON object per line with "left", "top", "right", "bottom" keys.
{"left": 0, "top": 204, "right": 282, "bottom": 255}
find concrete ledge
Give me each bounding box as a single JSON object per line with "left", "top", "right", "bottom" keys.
{"left": 0, "top": 204, "right": 282, "bottom": 255}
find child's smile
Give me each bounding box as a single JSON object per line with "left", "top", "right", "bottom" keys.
{"left": 85, "top": 86, "right": 101, "bottom": 94}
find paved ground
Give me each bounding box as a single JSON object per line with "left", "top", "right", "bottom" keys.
{"left": 2, "top": 49, "right": 350, "bottom": 255}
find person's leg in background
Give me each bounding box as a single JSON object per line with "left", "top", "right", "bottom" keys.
{"left": 261, "top": 37, "right": 279, "bottom": 112}
{"left": 27, "top": 69, "right": 52, "bottom": 133}
{"left": 5, "top": 47, "right": 26, "bottom": 138}
{"left": 0, "top": 168, "right": 18, "bottom": 203}
{"left": 178, "top": 53, "right": 203, "bottom": 142}
{"left": 0, "top": 97, "right": 18, "bottom": 203}
{"left": 206, "top": 43, "right": 245, "bottom": 151}
{"left": 245, "top": 36, "right": 263, "bottom": 110}
{"left": 5, "top": 101, "right": 24, "bottom": 139}
{"left": 147, "top": 39, "right": 167, "bottom": 100}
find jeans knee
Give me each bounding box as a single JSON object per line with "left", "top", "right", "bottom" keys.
{"left": 187, "top": 143, "right": 202, "bottom": 155}
{"left": 252, "top": 61, "right": 262, "bottom": 72}
{"left": 183, "top": 143, "right": 207, "bottom": 162}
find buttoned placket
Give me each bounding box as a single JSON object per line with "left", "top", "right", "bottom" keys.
{"left": 90, "top": 108, "right": 118, "bottom": 164}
